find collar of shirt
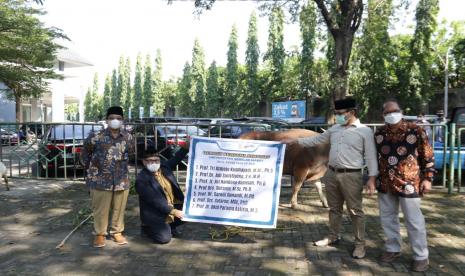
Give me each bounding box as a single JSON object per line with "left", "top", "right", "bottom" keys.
{"left": 385, "top": 119, "right": 408, "bottom": 134}
{"left": 104, "top": 127, "right": 126, "bottom": 138}
{"left": 339, "top": 118, "right": 362, "bottom": 129}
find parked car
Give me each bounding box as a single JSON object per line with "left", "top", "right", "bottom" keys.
{"left": 206, "top": 122, "right": 270, "bottom": 139}
{"left": 38, "top": 124, "right": 103, "bottom": 176}
{"left": 195, "top": 118, "right": 233, "bottom": 130}
{"left": 0, "top": 128, "right": 18, "bottom": 145}
{"left": 232, "top": 117, "right": 289, "bottom": 131}
{"left": 133, "top": 124, "right": 206, "bottom": 160}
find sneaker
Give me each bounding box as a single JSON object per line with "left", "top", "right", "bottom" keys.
{"left": 380, "top": 252, "right": 401, "bottom": 263}
{"left": 352, "top": 244, "right": 366, "bottom": 259}
{"left": 313, "top": 236, "right": 341, "bottom": 247}
{"left": 412, "top": 259, "right": 429, "bottom": 272}
{"left": 112, "top": 233, "right": 128, "bottom": 245}
{"left": 93, "top": 235, "right": 106, "bottom": 248}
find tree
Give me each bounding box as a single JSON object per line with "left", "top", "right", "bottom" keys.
{"left": 152, "top": 50, "right": 164, "bottom": 116}
{"left": 103, "top": 74, "right": 112, "bottom": 113}
{"left": 0, "top": 0, "right": 67, "bottom": 122}
{"left": 205, "top": 61, "right": 221, "bottom": 117}
{"left": 191, "top": 39, "right": 206, "bottom": 117}
{"left": 401, "top": 0, "right": 439, "bottom": 113}
{"left": 161, "top": 78, "right": 178, "bottom": 116}
{"left": 122, "top": 57, "right": 132, "bottom": 115}
{"left": 193, "top": 0, "right": 364, "bottom": 103}
{"left": 133, "top": 53, "right": 143, "bottom": 119}
{"left": 110, "top": 69, "right": 118, "bottom": 107}
{"left": 314, "top": 0, "right": 364, "bottom": 101}
{"left": 264, "top": 6, "right": 285, "bottom": 110}
{"left": 115, "top": 56, "right": 125, "bottom": 107}
{"left": 142, "top": 54, "right": 153, "bottom": 116}
{"left": 177, "top": 62, "right": 194, "bottom": 116}
{"left": 225, "top": 25, "right": 239, "bottom": 117}
{"left": 245, "top": 12, "right": 261, "bottom": 116}
{"left": 83, "top": 87, "right": 92, "bottom": 121}
{"left": 352, "top": 0, "right": 394, "bottom": 119}
{"left": 299, "top": 2, "right": 317, "bottom": 100}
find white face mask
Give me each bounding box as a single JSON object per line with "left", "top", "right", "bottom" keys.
{"left": 384, "top": 112, "right": 403, "bottom": 125}
{"left": 146, "top": 163, "right": 160, "bottom": 173}
{"left": 109, "top": 119, "right": 122, "bottom": 129}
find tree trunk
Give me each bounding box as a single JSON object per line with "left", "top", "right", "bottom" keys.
{"left": 333, "top": 32, "right": 354, "bottom": 100}
{"left": 15, "top": 94, "right": 21, "bottom": 123}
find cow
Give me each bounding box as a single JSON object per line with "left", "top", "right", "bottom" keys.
{"left": 240, "top": 128, "right": 329, "bottom": 208}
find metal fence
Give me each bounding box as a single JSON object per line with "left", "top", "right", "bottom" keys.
{"left": 0, "top": 121, "right": 460, "bottom": 193}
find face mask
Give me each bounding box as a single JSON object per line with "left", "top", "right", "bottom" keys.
{"left": 146, "top": 163, "right": 160, "bottom": 173}
{"left": 335, "top": 114, "right": 347, "bottom": 125}
{"left": 109, "top": 119, "right": 122, "bottom": 129}
{"left": 384, "top": 112, "right": 403, "bottom": 125}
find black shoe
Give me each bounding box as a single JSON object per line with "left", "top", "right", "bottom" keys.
{"left": 171, "top": 228, "right": 182, "bottom": 237}
{"left": 140, "top": 226, "right": 150, "bottom": 238}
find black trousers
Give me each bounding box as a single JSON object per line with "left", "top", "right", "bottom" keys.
{"left": 141, "top": 204, "right": 184, "bottom": 244}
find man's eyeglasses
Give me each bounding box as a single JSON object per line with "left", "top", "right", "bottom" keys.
{"left": 383, "top": 109, "right": 401, "bottom": 116}
{"left": 144, "top": 159, "right": 160, "bottom": 163}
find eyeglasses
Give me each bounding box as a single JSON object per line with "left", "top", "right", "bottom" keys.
{"left": 383, "top": 109, "right": 401, "bottom": 116}
{"left": 144, "top": 159, "right": 160, "bottom": 163}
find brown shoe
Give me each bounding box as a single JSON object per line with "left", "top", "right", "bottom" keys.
{"left": 93, "top": 235, "right": 106, "bottom": 248}
{"left": 313, "top": 236, "right": 341, "bottom": 247}
{"left": 380, "top": 251, "right": 401, "bottom": 263}
{"left": 112, "top": 233, "right": 128, "bottom": 245}
{"left": 352, "top": 244, "right": 366, "bottom": 259}
{"left": 412, "top": 259, "right": 429, "bottom": 272}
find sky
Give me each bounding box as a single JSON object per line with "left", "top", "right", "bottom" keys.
{"left": 41, "top": 0, "right": 465, "bottom": 91}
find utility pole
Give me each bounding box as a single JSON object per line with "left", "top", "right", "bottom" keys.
{"left": 444, "top": 48, "right": 449, "bottom": 118}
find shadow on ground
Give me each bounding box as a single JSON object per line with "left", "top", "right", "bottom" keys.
{"left": 1, "top": 178, "right": 465, "bottom": 275}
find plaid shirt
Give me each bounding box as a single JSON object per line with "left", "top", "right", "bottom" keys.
{"left": 375, "top": 120, "right": 435, "bottom": 197}
{"left": 82, "top": 128, "right": 134, "bottom": 191}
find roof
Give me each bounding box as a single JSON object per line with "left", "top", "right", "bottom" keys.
{"left": 56, "top": 48, "right": 93, "bottom": 67}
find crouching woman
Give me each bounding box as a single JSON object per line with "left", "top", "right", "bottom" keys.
{"left": 135, "top": 144, "right": 189, "bottom": 244}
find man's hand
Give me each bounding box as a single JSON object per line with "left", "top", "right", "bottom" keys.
{"left": 281, "top": 138, "right": 297, "bottom": 145}
{"left": 173, "top": 209, "right": 184, "bottom": 219}
{"left": 420, "top": 180, "right": 432, "bottom": 195}
{"left": 365, "top": 176, "right": 376, "bottom": 196}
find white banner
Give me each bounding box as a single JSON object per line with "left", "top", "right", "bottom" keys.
{"left": 182, "top": 137, "right": 286, "bottom": 228}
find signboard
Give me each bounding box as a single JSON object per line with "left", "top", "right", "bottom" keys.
{"left": 139, "top": 107, "right": 144, "bottom": 119}
{"left": 272, "top": 100, "right": 306, "bottom": 122}
{"left": 149, "top": 106, "right": 154, "bottom": 117}
{"left": 183, "top": 137, "right": 286, "bottom": 228}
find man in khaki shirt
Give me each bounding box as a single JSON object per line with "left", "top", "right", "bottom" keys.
{"left": 283, "top": 98, "right": 378, "bottom": 259}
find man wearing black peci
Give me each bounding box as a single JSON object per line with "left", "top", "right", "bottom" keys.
{"left": 135, "top": 144, "right": 189, "bottom": 244}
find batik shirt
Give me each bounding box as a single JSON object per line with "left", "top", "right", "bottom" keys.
{"left": 82, "top": 128, "right": 134, "bottom": 191}
{"left": 374, "top": 120, "right": 435, "bottom": 197}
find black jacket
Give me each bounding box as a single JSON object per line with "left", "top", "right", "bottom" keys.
{"left": 135, "top": 148, "right": 188, "bottom": 225}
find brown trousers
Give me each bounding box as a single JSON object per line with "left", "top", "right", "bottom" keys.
{"left": 324, "top": 169, "right": 365, "bottom": 245}
{"left": 90, "top": 189, "right": 129, "bottom": 236}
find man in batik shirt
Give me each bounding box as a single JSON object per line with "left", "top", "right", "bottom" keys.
{"left": 370, "top": 99, "right": 435, "bottom": 272}
{"left": 82, "top": 106, "right": 134, "bottom": 248}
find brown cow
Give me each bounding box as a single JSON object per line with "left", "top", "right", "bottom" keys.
{"left": 240, "top": 128, "right": 329, "bottom": 208}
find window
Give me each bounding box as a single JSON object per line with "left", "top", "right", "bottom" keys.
{"left": 58, "top": 61, "right": 65, "bottom": 71}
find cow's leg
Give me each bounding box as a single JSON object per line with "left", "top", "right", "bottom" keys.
{"left": 3, "top": 175, "right": 9, "bottom": 191}
{"left": 290, "top": 176, "right": 305, "bottom": 209}
{"left": 314, "top": 180, "right": 328, "bottom": 208}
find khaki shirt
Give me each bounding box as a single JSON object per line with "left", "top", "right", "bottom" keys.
{"left": 297, "top": 119, "right": 379, "bottom": 176}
